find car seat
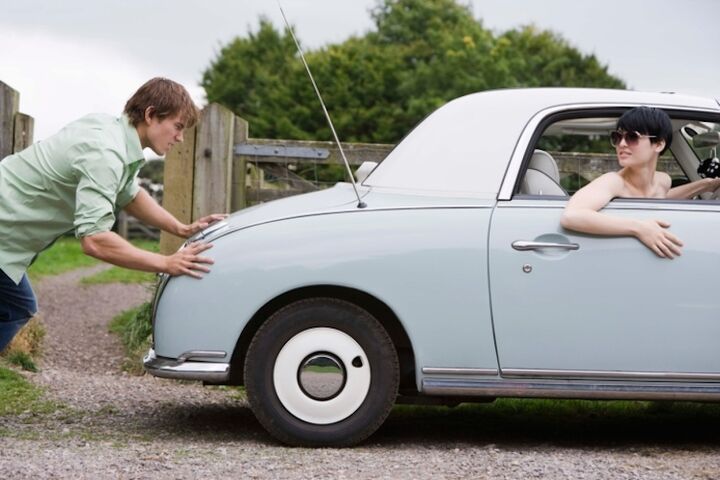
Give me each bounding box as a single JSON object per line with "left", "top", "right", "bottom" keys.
{"left": 519, "top": 149, "right": 567, "bottom": 196}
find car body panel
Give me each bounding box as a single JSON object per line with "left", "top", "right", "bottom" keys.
{"left": 490, "top": 197, "right": 720, "bottom": 374}
{"left": 154, "top": 196, "right": 500, "bottom": 381}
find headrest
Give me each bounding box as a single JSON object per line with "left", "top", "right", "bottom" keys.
{"left": 529, "top": 150, "right": 560, "bottom": 183}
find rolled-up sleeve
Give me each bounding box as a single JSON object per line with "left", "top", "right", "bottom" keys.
{"left": 72, "top": 148, "right": 124, "bottom": 238}
{"left": 116, "top": 178, "right": 140, "bottom": 209}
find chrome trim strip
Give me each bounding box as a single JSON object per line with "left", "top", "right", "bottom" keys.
{"left": 511, "top": 240, "right": 579, "bottom": 251}
{"left": 502, "top": 368, "right": 720, "bottom": 382}
{"left": 177, "top": 350, "right": 227, "bottom": 362}
{"left": 497, "top": 199, "right": 720, "bottom": 212}
{"left": 423, "top": 378, "right": 720, "bottom": 402}
{"left": 143, "top": 349, "right": 230, "bottom": 383}
{"left": 212, "top": 205, "right": 492, "bottom": 243}
{"left": 422, "top": 367, "right": 499, "bottom": 376}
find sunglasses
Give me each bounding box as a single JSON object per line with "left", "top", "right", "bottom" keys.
{"left": 610, "top": 130, "right": 657, "bottom": 147}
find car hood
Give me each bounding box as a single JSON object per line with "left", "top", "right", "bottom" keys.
{"left": 190, "top": 182, "right": 497, "bottom": 243}
{"left": 191, "top": 183, "right": 368, "bottom": 242}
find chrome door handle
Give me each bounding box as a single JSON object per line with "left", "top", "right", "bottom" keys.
{"left": 512, "top": 240, "right": 580, "bottom": 251}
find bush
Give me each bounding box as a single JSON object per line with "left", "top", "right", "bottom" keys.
{"left": 109, "top": 302, "right": 153, "bottom": 375}
{"left": 0, "top": 316, "right": 45, "bottom": 372}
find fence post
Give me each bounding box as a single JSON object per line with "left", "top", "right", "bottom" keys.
{"left": 13, "top": 113, "right": 34, "bottom": 152}
{"left": 0, "top": 81, "right": 20, "bottom": 159}
{"left": 159, "top": 123, "right": 197, "bottom": 255}
{"left": 231, "top": 116, "right": 249, "bottom": 211}
{"left": 193, "top": 103, "right": 235, "bottom": 220}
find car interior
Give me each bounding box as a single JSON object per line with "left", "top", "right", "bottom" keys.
{"left": 518, "top": 113, "right": 720, "bottom": 200}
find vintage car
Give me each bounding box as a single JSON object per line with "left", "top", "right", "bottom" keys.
{"left": 144, "top": 88, "right": 720, "bottom": 446}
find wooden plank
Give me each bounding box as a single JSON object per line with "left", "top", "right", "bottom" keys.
{"left": 231, "top": 116, "right": 249, "bottom": 212}
{"left": 193, "top": 104, "right": 234, "bottom": 220}
{"left": 237, "top": 138, "right": 393, "bottom": 166}
{"left": 13, "top": 113, "right": 34, "bottom": 153}
{"left": 160, "top": 124, "right": 197, "bottom": 255}
{"left": 246, "top": 187, "right": 304, "bottom": 203}
{"left": 0, "top": 81, "right": 19, "bottom": 159}
{"left": 260, "top": 163, "right": 319, "bottom": 192}
{"left": 117, "top": 211, "right": 129, "bottom": 239}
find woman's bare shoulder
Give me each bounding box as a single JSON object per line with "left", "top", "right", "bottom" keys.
{"left": 590, "top": 171, "right": 626, "bottom": 191}
{"left": 656, "top": 171, "right": 672, "bottom": 189}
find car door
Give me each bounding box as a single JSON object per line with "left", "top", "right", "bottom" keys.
{"left": 488, "top": 196, "right": 720, "bottom": 377}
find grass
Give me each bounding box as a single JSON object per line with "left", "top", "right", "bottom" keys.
{"left": 27, "top": 237, "right": 98, "bottom": 282}
{"left": 0, "top": 365, "right": 57, "bottom": 415}
{"left": 109, "top": 302, "right": 153, "bottom": 375}
{"left": 387, "top": 397, "right": 720, "bottom": 444}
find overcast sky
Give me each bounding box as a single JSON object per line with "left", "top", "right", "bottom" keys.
{"left": 1, "top": 0, "right": 718, "bottom": 141}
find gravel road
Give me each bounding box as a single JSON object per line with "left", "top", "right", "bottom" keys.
{"left": 1, "top": 266, "right": 720, "bottom": 479}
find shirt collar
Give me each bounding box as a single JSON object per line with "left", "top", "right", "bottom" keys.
{"left": 121, "top": 114, "right": 146, "bottom": 165}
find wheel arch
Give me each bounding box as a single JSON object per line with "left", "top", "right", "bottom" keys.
{"left": 229, "top": 285, "right": 417, "bottom": 393}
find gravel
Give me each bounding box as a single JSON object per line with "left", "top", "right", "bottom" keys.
{"left": 1, "top": 265, "right": 720, "bottom": 479}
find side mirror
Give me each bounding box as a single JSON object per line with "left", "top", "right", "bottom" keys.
{"left": 354, "top": 161, "right": 378, "bottom": 183}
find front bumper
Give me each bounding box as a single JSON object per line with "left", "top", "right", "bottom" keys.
{"left": 143, "top": 348, "right": 230, "bottom": 383}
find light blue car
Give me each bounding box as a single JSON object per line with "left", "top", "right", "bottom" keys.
{"left": 145, "top": 88, "right": 720, "bottom": 446}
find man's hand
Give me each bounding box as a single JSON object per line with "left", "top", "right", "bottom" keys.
{"left": 164, "top": 242, "right": 215, "bottom": 278}
{"left": 179, "top": 214, "right": 228, "bottom": 238}
{"left": 635, "top": 219, "right": 683, "bottom": 259}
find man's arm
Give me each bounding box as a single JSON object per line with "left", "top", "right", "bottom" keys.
{"left": 80, "top": 231, "right": 213, "bottom": 278}
{"left": 124, "top": 189, "right": 227, "bottom": 238}
{"left": 560, "top": 173, "right": 683, "bottom": 258}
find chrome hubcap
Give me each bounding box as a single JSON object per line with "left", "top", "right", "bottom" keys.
{"left": 298, "top": 353, "right": 346, "bottom": 400}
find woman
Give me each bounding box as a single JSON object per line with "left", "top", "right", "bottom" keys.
{"left": 560, "top": 106, "right": 720, "bottom": 259}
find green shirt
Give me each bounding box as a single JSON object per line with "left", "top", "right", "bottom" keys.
{"left": 0, "top": 113, "right": 145, "bottom": 284}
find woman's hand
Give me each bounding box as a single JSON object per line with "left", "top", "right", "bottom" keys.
{"left": 634, "top": 219, "right": 683, "bottom": 259}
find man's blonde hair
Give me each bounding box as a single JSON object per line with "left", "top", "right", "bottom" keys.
{"left": 124, "top": 77, "right": 199, "bottom": 128}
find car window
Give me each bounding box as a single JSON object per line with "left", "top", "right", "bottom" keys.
{"left": 519, "top": 115, "right": 690, "bottom": 197}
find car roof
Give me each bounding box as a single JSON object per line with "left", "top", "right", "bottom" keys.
{"left": 364, "top": 88, "right": 720, "bottom": 196}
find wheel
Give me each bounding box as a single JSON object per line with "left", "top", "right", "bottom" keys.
{"left": 244, "top": 298, "right": 399, "bottom": 447}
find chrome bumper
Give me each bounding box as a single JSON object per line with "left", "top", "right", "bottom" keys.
{"left": 143, "top": 348, "right": 230, "bottom": 383}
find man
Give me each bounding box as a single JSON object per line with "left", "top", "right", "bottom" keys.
{"left": 561, "top": 106, "right": 720, "bottom": 258}
{"left": 0, "top": 77, "right": 225, "bottom": 352}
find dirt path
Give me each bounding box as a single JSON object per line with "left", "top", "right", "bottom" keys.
{"left": 30, "top": 265, "right": 236, "bottom": 415}
{"left": 1, "top": 266, "right": 720, "bottom": 479}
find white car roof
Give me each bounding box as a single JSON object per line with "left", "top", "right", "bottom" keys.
{"left": 363, "top": 88, "right": 720, "bottom": 196}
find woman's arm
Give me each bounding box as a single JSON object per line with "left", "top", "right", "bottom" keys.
{"left": 667, "top": 177, "right": 720, "bottom": 199}
{"left": 560, "top": 173, "right": 683, "bottom": 258}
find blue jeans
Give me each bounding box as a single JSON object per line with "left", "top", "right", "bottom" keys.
{"left": 0, "top": 269, "right": 37, "bottom": 352}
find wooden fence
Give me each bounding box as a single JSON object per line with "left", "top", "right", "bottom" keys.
{"left": 0, "top": 81, "right": 34, "bottom": 159}
{"left": 159, "top": 103, "right": 393, "bottom": 253}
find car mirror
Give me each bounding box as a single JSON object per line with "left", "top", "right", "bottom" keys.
{"left": 692, "top": 131, "right": 720, "bottom": 148}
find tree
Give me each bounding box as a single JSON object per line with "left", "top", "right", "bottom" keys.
{"left": 492, "top": 25, "right": 624, "bottom": 89}
{"left": 201, "top": 0, "right": 625, "bottom": 144}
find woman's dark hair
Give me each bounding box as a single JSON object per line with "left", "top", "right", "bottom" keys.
{"left": 617, "top": 106, "right": 673, "bottom": 154}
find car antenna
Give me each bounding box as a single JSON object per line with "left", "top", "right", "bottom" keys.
{"left": 277, "top": 2, "right": 367, "bottom": 209}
